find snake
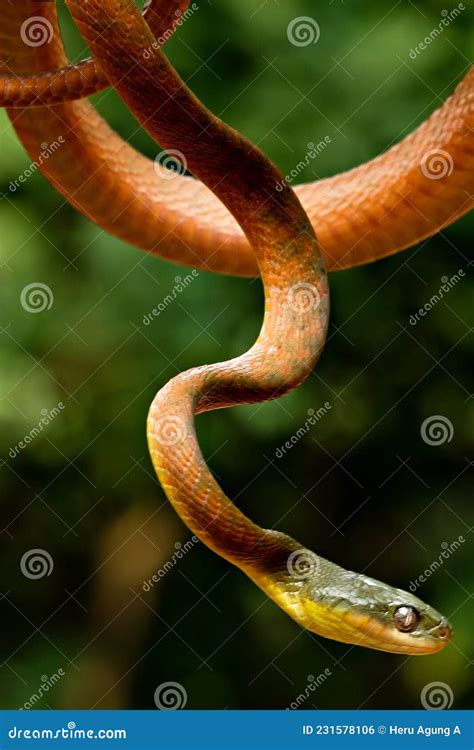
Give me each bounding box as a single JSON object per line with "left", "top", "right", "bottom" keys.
{"left": 0, "top": 0, "right": 190, "bottom": 105}
{"left": 16, "top": 0, "right": 452, "bottom": 655}
{"left": 1, "top": 2, "right": 473, "bottom": 279}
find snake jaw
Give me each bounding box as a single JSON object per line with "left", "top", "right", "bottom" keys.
{"left": 334, "top": 608, "right": 452, "bottom": 655}
{"left": 286, "top": 593, "right": 451, "bottom": 655}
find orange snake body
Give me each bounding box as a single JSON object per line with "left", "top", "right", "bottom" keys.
{"left": 1, "top": 2, "right": 473, "bottom": 277}
{"left": 1, "top": 0, "right": 468, "bottom": 653}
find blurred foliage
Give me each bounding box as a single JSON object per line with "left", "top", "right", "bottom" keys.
{"left": 0, "top": 0, "right": 472, "bottom": 710}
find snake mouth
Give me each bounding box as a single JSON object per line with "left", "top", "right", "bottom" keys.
{"left": 335, "top": 610, "right": 453, "bottom": 655}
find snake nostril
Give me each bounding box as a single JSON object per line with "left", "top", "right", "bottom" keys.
{"left": 437, "top": 626, "right": 451, "bottom": 639}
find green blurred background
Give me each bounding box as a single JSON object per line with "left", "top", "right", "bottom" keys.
{"left": 0, "top": 0, "right": 472, "bottom": 710}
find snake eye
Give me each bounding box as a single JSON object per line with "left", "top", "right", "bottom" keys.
{"left": 394, "top": 605, "right": 420, "bottom": 633}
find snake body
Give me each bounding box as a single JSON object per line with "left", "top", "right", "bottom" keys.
{"left": 1, "top": 2, "right": 462, "bottom": 653}
{"left": 0, "top": 0, "right": 189, "bottom": 106}
{"left": 1, "top": 2, "right": 473, "bottom": 277}
{"left": 40, "top": 0, "right": 453, "bottom": 655}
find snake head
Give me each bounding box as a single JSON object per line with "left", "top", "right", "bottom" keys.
{"left": 299, "top": 561, "right": 452, "bottom": 655}
{"left": 256, "top": 545, "right": 452, "bottom": 655}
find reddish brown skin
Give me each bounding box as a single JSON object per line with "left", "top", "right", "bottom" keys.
{"left": 1, "top": 2, "right": 472, "bottom": 278}
{"left": 65, "top": 0, "right": 329, "bottom": 563}
{"left": 0, "top": 0, "right": 190, "bottom": 106}
{"left": 0, "top": 59, "right": 107, "bottom": 106}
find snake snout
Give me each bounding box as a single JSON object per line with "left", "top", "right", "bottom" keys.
{"left": 429, "top": 617, "right": 452, "bottom": 643}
